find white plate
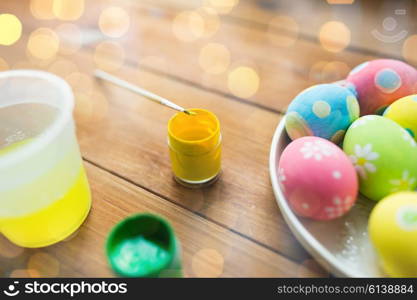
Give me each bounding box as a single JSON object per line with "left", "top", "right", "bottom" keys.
{"left": 269, "top": 117, "right": 385, "bottom": 277}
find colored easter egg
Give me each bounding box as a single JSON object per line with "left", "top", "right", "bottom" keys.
{"left": 369, "top": 192, "right": 417, "bottom": 277}
{"left": 285, "top": 84, "right": 359, "bottom": 143}
{"left": 346, "top": 59, "right": 417, "bottom": 115}
{"left": 343, "top": 115, "right": 417, "bottom": 201}
{"left": 384, "top": 94, "right": 417, "bottom": 141}
{"left": 278, "top": 136, "right": 358, "bottom": 221}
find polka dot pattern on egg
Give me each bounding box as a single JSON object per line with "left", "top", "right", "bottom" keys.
{"left": 397, "top": 205, "right": 417, "bottom": 231}
{"left": 285, "top": 111, "right": 313, "bottom": 140}
{"left": 346, "top": 59, "right": 417, "bottom": 115}
{"left": 312, "top": 100, "right": 331, "bottom": 118}
{"left": 285, "top": 83, "right": 359, "bottom": 143}
{"left": 347, "top": 95, "right": 360, "bottom": 121}
{"left": 369, "top": 192, "right": 417, "bottom": 277}
{"left": 374, "top": 68, "right": 402, "bottom": 93}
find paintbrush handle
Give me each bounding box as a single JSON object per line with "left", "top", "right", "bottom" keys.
{"left": 94, "top": 69, "right": 187, "bottom": 113}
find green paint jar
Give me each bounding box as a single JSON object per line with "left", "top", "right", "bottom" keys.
{"left": 106, "top": 213, "right": 182, "bottom": 277}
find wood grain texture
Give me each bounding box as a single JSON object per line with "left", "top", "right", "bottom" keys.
{"left": 2, "top": 0, "right": 374, "bottom": 113}
{"left": 0, "top": 0, "right": 394, "bottom": 277}
{"left": 90, "top": 0, "right": 372, "bottom": 112}
{"left": 143, "top": 0, "right": 417, "bottom": 60}
{"left": 0, "top": 29, "right": 315, "bottom": 263}
{"left": 0, "top": 162, "right": 328, "bottom": 277}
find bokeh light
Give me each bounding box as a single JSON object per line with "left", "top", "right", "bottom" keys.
{"left": 197, "top": 7, "right": 220, "bottom": 37}
{"left": 74, "top": 90, "right": 109, "bottom": 124}
{"left": 207, "top": 0, "right": 239, "bottom": 15}
{"left": 53, "top": 0, "right": 84, "bottom": 21}
{"left": 0, "top": 57, "right": 9, "bottom": 71}
{"left": 228, "top": 66, "right": 260, "bottom": 98}
{"left": 93, "top": 41, "right": 125, "bottom": 71}
{"left": 99, "top": 6, "right": 130, "bottom": 38}
{"left": 402, "top": 34, "right": 417, "bottom": 64}
{"left": 309, "top": 60, "right": 328, "bottom": 83}
{"left": 172, "top": 11, "right": 205, "bottom": 42}
{"left": 191, "top": 248, "right": 224, "bottom": 277}
{"left": 319, "top": 21, "right": 351, "bottom": 53}
{"left": 27, "top": 28, "right": 60, "bottom": 60}
{"left": 49, "top": 59, "right": 78, "bottom": 77}
{"left": 199, "top": 43, "right": 230, "bottom": 74}
{"left": 0, "top": 235, "right": 24, "bottom": 258}
{"left": 55, "top": 23, "right": 82, "bottom": 55}
{"left": 0, "top": 14, "right": 22, "bottom": 46}
{"left": 322, "top": 61, "right": 350, "bottom": 82}
{"left": 66, "top": 72, "right": 93, "bottom": 94}
{"left": 268, "top": 15, "right": 299, "bottom": 47}
{"left": 27, "top": 252, "right": 60, "bottom": 277}
{"left": 139, "top": 56, "right": 167, "bottom": 70}
{"left": 9, "top": 269, "right": 40, "bottom": 278}
{"left": 30, "top": 0, "right": 55, "bottom": 20}
{"left": 12, "top": 60, "right": 34, "bottom": 69}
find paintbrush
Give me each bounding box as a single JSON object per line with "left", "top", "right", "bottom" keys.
{"left": 94, "top": 69, "right": 195, "bottom": 115}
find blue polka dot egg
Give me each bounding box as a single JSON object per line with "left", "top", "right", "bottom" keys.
{"left": 285, "top": 83, "right": 360, "bottom": 143}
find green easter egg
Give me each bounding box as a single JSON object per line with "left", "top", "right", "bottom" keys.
{"left": 343, "top": 115, "right": 417, "bottom": 201}
{"left": 384, "top": 94, "right": 417, "bottom": 141}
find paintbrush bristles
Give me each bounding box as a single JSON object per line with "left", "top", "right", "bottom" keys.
{"left": 184, "top": 110, "right": 196, "bottom": 115}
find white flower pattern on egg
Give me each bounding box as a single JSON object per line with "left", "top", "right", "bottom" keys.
{"left": 324, "top": 196, "right": 353, "bottom": 219}
{"left": 350, "top": 115, "right": 377, "bottom": 129}
{"left": 300, "top": 140, "right": 334, "bottom": 161}
{"left": 278, "top": 167, "right": 286, "bottom": 191}
{"left": 390, "top": 170, "right": 416, "bottom": 193}
{"left": 349, "top": 144, "right": 379, "bottom": 179}
{"left": 332, "top": 170, "right": 342, "bottom": 179}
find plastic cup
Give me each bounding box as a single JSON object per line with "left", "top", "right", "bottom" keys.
{"left": 106, "top": 213, "right": 183, "bottom": 278}
{"left": 0, "top": 70, "right": 91, "bottom": 248}
{"left": 168, "top": 108, "right": 221, "bottom": 188}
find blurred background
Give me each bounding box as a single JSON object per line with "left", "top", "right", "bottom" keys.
{"left": 0, "top": 0, "right": 416, "bottom": 113}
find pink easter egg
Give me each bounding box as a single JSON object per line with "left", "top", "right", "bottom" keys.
{"left": 346, "top": 59, "right": 417, "bottom": 116}
{"left": 278, "top": 136, "right": 358, "bottom": 221}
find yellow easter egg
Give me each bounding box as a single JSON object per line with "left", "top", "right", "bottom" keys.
{"left": 369, "top": 191, "right": 417, "bottom": 277}
{"left": 384, "top": 94, "right": 417, "bottom": 141}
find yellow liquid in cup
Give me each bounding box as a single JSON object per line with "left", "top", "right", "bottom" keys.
{"left": 168, "top": 109, "right": 221, "bottom": 184}
{"left": 0, "top": 139, "right": 91, "bottom": 248}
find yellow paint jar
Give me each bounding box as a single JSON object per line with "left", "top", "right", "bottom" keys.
{"left": 168, "top": 108, "right": 221, "bottom": 187}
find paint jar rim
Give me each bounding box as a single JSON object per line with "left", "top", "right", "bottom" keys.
{"left": 167, "top": 108, "right": 220, "bottom": 145}
{"left": 105, "top": 213, "right": 178, "bottom": 277}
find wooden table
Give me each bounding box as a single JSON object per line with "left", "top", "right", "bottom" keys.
{"left": 0, "top": 0, "right": 414, "bottom": 277}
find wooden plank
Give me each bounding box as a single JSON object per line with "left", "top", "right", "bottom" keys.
{"left": 227, "top": 0, "right": 416, "bottom": 60}
{"left": 1, "top": 32, "right": 311, "bottom": 263}
{"left": 140, "top": 0, "right": 415, "bottom": 60}
{"left": 91, "top": 0, "right": 373, "bottom": 112}
{"left": 0, "top": 162, "right": 327, "bottom": 277}
{"left": 1, "top": 0, "right": 373, "bottom": 113}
